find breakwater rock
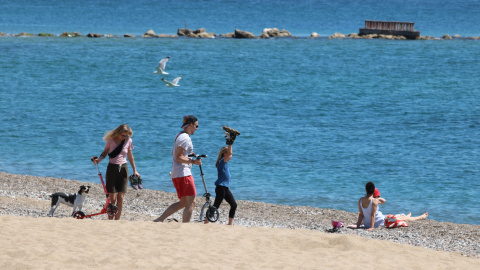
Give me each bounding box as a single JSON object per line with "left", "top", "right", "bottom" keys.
{"left": 60, "top": 32, "right": 82, "bottom": 37}
{"left": 142, "top": 29, "right": 177, "bottom": 38}
{"left": 87, "top": 33, "right": 103, "bottom": 38}
{"left": 259, "top": 28, "right": 292, "bottom": 38}
{"left": 177, "top": 28, "right": 215, "bottom": 38}
{"left": 233, "top": 29, "right": 255, "bottom": 38}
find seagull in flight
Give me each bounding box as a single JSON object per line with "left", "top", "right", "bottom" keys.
{"left": 161, "top": 75, "right": 182, "bottom": 87}
{"left": 153, "top": 56, "right": 171, "bottom": 74}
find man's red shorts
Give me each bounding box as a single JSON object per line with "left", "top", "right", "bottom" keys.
{"left": 172, "top": 175, "right": 197, "bottom": 199}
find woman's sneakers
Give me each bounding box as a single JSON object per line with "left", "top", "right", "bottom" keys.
{"left": 137, "top": 176, "right": 143, "bottom": 189}
{"left": 129, "top": 175, "right": 143, "bottom": 190}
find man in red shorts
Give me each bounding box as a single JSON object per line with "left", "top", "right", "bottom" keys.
{"left": 154, "top": 115, "right": 202, "bottom": 223}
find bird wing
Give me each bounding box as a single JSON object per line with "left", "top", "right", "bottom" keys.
{"left": 172, "top": 76, "right": 182, "bottom": 85}
{"left": 158, "top": 57, "right": 169, "bottom": 70}
{"left": 161, "top": 78, "right": 174, "bottom": 87}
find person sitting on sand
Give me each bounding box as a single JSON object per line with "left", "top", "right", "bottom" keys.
{"left": 354, "top": 182, "right": 428, "bottom": 231}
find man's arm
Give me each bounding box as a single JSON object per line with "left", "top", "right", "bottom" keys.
{"left": 175, "top": 146, "right": 201, "bottom": 165}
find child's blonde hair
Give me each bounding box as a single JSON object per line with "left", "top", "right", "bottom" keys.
{"left": 215, "top": 146, "right": 229, "bottom": 168}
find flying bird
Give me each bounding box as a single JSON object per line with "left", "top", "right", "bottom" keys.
{"left": 161, "top": 75, "right": 182, "bottom": 87}
{"left": 153, "top": 56, "right": 171, "bottom": 74}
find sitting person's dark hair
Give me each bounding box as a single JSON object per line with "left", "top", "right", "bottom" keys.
{"left": 365, "top": 181, "right": 375, "bottom": 195}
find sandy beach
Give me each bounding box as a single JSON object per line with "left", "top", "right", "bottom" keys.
{"left": 1, "top": 172, "right": 479, "bottom": 269}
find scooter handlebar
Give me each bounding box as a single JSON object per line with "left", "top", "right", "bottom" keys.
{"left": 188, "top": 154, "right": 207, "bottom": 159}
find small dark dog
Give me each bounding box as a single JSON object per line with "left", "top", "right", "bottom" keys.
{"left": 48, "top": 185, "right": 90, "bottom": 217}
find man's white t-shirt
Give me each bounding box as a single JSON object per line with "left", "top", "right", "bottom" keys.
{"left": 171, "top": 132, "right": 193, "bottom": 178}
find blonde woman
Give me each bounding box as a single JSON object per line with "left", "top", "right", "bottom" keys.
{"left": 92, "top": 124, "right": 140, "bottom": 220}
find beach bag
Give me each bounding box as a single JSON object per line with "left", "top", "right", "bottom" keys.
{"left": 325, "top": 220, "right": 344, "bottom": 233}
{"left": 108, "top": 139, "right": 125, "bottom": 159}
{"left": 385, "top": 214, "right": 409, "bottom": 228}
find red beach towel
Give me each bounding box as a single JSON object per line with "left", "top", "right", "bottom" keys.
{"left": 385, "top": 214, "right": 409, "bottom": 228}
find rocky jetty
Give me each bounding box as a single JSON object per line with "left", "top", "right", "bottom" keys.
{"left": 1, "top": 29, "right": 479, "bottom": 40}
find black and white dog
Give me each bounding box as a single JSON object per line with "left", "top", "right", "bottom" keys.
{"left": 48, "top": 185, "right": 90, "bottom": 217}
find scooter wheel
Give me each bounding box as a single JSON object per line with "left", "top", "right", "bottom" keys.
{"left": 206, "top": 206, "right": 219, "bottom": 222}
{"left": 107, "top": 204, "right": 119, "bottom": 217}
{"left": 73, "top": 211, "right": 86, "bottom": 219}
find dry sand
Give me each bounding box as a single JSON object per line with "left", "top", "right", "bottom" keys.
{"left": 0, "top": 172, "right": 479, "bottom": 269}
{"left": 0, "top": 216, "right": 478, "bottom": 270}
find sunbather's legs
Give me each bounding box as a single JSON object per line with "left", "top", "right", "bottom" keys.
{"left": 396, "top": 212, "right": 428, "bottom": 222}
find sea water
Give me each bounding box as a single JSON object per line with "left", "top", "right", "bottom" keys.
{"left": 0, "top": 0, "right": 479, "bottom": 225}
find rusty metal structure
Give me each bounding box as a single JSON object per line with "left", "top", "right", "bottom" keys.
{"left": 359, "top": 20, "right": 420, "bottom": 39}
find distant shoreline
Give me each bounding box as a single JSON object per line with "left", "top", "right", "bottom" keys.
{"left": 1, "top": 29, "right": 479, "bottom": 40}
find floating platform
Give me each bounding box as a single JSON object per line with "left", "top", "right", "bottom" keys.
{"left": 359, "top": 20, "right": 420, "bottom": 39}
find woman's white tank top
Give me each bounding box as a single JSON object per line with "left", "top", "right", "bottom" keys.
{"left": 360, "top": 197, "right": 385, "bottom": 228}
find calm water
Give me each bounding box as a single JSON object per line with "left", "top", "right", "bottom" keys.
{"left": 1, "top": 0, "right": 479, "bottom": 225}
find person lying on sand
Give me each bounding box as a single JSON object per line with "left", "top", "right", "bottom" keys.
{"left": 349, "top": 182, "right": 428, "bottom": 231}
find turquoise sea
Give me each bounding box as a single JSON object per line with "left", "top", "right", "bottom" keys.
{"left": 1, "top": 0, "right": 479, "bottom": 225}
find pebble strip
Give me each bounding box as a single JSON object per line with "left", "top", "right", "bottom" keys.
{"left": 0, "top": 172, "right": 478, "bottom": 257}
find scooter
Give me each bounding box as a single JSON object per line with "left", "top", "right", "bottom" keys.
{"left": 188, "top": 154, "right": 220, "bottom": 222}
{"left": 72, "top": 157, "right": 119, "bottom": 219}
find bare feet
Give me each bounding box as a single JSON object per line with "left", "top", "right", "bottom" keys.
{"left": 153, "top": 217, "right": 164, "bottom": 222}
{"left": 420, "top": 212, "right": 428, "bottom": 220}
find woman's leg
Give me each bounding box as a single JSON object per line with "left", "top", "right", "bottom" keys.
{"left": 108, "top": 193, "right": 117, "bottom": 220}
{"left": 113, "top": 164, "right": 128, "bottom": 220}
{"left": 223, "top": 188, "right": 237, "bottom": 225}
{"left": 397, "top": 212, "right": 428, "bottom": 222}
{"left": 115, "top": 192, "right": 125, "bottom": 220}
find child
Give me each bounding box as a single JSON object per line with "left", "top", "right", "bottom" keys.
{"left": 205, "top": 127, "right": 239, "bottom": 225}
